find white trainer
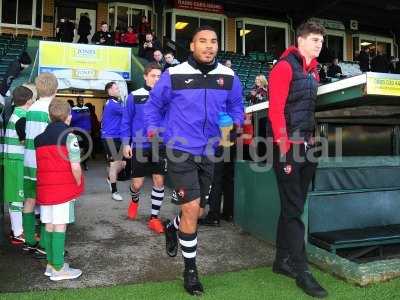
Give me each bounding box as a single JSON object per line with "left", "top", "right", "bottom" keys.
{"left": 112, "top": 192, "right": 123, "bottom": 201}
{"left": 44, "top": 264, "right": 54, "bottom": 277}
{"left": 50, "top": 263, "right": 82, "bottom": 281}
{"left": 45, "top": 263, "right": 69, "bottom": 277}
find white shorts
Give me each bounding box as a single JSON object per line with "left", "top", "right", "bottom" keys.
{"left": 40, "top": 200, "right": 76, "bottom": 225}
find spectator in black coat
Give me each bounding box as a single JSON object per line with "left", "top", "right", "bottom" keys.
{"left": 138, "top": 33, "right": 160, "bottom": 61}
{"left": 78, "top": 13, "right": 91, "bottom": 44}
{"left": 327, "top": 58, "right": 343, "bottom": 78}
{"left": 358, "top": 47, "right": 370, "bottom": 72}
{"left": 371, "top": 51, "right": 389, "bottom": 73}
{"left": 0, "top": 52, "right": 31, "bottom": 97}
{"left": 92, "top": 22, "right": 114, "bottom": 46}
{"left": 63, "top": 18, "right": 75, "bottom": 43}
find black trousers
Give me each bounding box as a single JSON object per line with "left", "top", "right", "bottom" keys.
{"left": 78, "top": 34, "right": 89, "bottom": 44}
{"left": 273, "top": 143, "right": 318, "bottom": 272}
{"left": 75, "top": 130, "right": 90, "bottom": 164}
{"left": 208, "top": 146, "right": 235, "bottom": 219}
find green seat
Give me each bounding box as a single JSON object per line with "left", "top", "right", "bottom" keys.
{"left": 8, "top": 44, "right": 25, "bottom": 50}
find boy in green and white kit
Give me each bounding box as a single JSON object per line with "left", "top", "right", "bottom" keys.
{"left": 35, "top": 99, "right": 84, "bottom": 281}
{"left": 23, "top": 73, "right": 58, "bottom": 257}
{"left": 4, "top": 86, "right": 35, "bottom": 244}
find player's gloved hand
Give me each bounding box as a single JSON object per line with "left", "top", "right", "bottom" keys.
{"left": 229, "top": 124, "right": 242, "bottom": 142}
{"left": 147, "top": 130, "right": 157, "bottom": 140}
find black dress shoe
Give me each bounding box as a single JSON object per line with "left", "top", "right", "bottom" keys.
{"left": 198, "top": 215, "right": 220, "bottom": 226}
{"left": 184, "top": 268, "right": 204, "bottom": 296}
{"left": 296, "top": 270, "right": 328, "bottom": 298}
{"left": 272, "top": 257, "right": 297, "bottom": 279}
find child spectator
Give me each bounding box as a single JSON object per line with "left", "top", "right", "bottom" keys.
{"left": 35, "top": 98, "right": 84, "bottom": 281}
{"left": 114, "top": 25, "right": 123, "bottom": 46}
{"left": 3, "top": 86, "right": 35, "bottom": 244}
{"left": 23, "top": 73, "right": 58, "bottom": 259}
{"left": 121, "top": 26, "right": 138, "bottom": 47}
{"left": 163, "top": 51, "right": 180, "bottom": 71}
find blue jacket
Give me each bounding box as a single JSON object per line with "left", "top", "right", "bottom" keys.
{"left": 145, "top": 57, "right": 244, "bottom": 156}
{"left": 71, "top": 105, "right": 92, "bottom": 132}
{"left": 101, "top": 97, "right": 123, "bottom": 139}
{"left": 120, "top": 86, "right": 152, "bottom": 148}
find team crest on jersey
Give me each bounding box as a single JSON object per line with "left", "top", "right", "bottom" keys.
{"left": 312, "top": 72, "right": 318, "bottom": 80}
{"left": 216, "top": 77, "right": 224, "bottom": 87}
{"left": 178, "top": 188, "right": 185, "bottom": 198}
{"left": 283, "top": 164, "right": 292, "bottom": 175}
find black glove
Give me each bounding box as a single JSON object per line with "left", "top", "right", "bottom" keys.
{"left": 229, "top": 124, "right": 241, "bottom": 142}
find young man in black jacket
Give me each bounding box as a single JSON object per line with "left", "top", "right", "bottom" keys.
{"left": 92, "top": 22, "right": 114, "bottom": 46}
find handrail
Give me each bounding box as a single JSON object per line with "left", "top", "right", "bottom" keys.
{"left": 28, "top": 48, "right": 39, "bottom": 83}
{"left": 131, "top": 52, "right": 144, "bottom": 72}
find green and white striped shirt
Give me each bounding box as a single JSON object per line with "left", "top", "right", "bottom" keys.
{"left": 4, "top": 107, "right": 27, "bottom": 160}
{"left": 23, "top": 97, "right": 52, "bottom": 182}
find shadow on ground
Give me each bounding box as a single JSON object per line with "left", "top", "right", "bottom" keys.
{"left": 0, "top": 159, "right": 275, "bottom": 293}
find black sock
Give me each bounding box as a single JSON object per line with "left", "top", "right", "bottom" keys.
{"left": 111, "top": 182, "right": 117, "bottom": 193}
{"left": 179, "top": 231, "right": 197, "bottom": 270}
{"left": 130, "top": 187, "right": 139, "bottom": 203}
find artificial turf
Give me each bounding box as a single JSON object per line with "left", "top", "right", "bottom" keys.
{"left": 1, "top": 267, "right": 400, "bottom": 300}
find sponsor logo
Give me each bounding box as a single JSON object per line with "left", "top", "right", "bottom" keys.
{"left": 72, "top": 69, "right": 97, "bottom": 79}
{"left": 216, "top": 77, "right": 224, "bottom": 87}
{"left": 185, "top": 79, "right": 194, "bottom": 84}
{"left": 74, "top": 48, "right": 96, "bottom": 59}
{"left": 178, "top": 188, "right": 185, "bottom": 198}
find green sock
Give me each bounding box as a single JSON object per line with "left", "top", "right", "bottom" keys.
{"left": 39, "top": 223, "right": 46, "bottom": 249}
{"left": 45, "top": 231, "right": 53, "bottom": 265}
{"left": 22, "top": 212, "right": 36, "bottom": 246}
{"left": 52, "top": 232, "right": 66, "bottom": 271}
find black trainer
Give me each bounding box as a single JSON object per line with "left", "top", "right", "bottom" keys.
{"left": 163, "top": 219, "right": 178, "bottom": 257}
{"left": 22, "top": 242, "right": 37, "bottom": 254}
{"left": 296, "top": 270, "right": 328, "bottom": 298}
{"left": 272, "top": 257, "right": 297, "bottom": 279}
{"left": 198, "top": 214, "right": 220, "bottom": 226}
{"left": 184, "top": 268, "right": 204, "bottom": 296}
{"left": 33, "top": 245, "right": 47, "bottom": 259}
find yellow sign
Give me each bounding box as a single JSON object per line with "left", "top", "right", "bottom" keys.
{"left": 38, "top": 41, "right": 131, "bottom": 80}
{"left": 367, "top": 73, "right": 400, "bottom": 96}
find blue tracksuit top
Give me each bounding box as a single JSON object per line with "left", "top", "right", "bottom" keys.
{"left": 120, "top": 86, "right": 152, "bottom": 148}
{"left": 145, "top": 57, "right": 244, "bottom": 156}
{"left": 71, "top": 105, "right": 92, "bottom": 132}
{"left": 101, "top": 97, "right": 123, "bottom": 139}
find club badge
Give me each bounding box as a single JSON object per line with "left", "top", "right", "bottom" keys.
{"left": 283, "top": 164, "right": 292, "bottom": 175}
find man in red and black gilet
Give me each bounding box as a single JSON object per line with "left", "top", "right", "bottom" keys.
{"left": 268, "top": 21, "right": 328, "bottom": 298}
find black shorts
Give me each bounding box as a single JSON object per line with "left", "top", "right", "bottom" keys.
{"left": 167, "top": 149, "right": 214, "bottom": 208}
{"left": 131, "top": 148, "right": 167, "bottom": 178}
{"left": 102, "top": 138, "right": 123, "bottom": 162}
